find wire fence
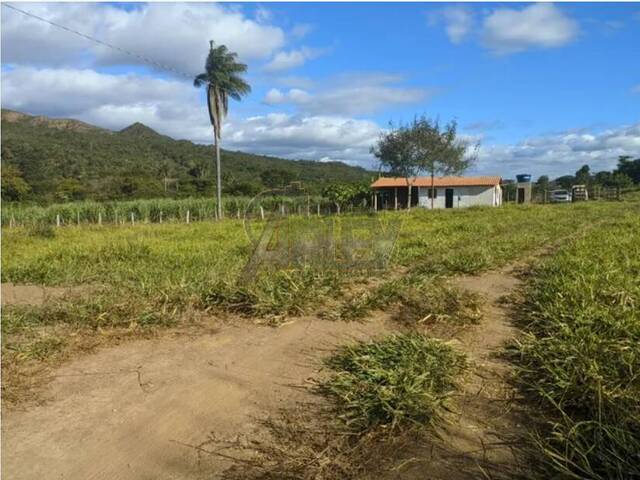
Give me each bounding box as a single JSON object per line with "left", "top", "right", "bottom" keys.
{"left": 1, "top": 196, "right": 355, "bottom": 228}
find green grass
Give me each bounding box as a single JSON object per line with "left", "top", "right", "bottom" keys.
{"left": 513, "top": 210, "right": 640, "bottom": 479}
{"left": 326, "top": 275, "right": 483, "bottom": 326}
{"left": 319, "top": 333, "right": 465, "bottom": 432}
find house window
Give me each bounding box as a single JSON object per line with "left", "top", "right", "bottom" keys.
{"left": 426, "top": 188, "right": 438, "bottom": 199}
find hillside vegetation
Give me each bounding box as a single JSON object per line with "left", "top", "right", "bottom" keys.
{"left": 1, "top": 109, "right": 372, "bottom": 202}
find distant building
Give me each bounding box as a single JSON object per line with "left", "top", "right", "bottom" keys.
{"left": 371, "top": 176, "right": 503, "bottom": 210}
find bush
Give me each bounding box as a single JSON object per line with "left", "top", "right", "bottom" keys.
{"left": 319, "top": 333, "right": 465, "bottom": 432}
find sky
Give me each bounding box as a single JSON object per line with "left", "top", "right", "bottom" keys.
{"left": 2, "top": 2, "right": 639, "bottom": 178}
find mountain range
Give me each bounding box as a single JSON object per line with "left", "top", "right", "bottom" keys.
{"left": 1, "top": 109, "right": 373, "bottom": 203}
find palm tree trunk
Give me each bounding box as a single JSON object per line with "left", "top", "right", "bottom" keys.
{"left": 215, "top": 133, "right": 222, "bottom": 219}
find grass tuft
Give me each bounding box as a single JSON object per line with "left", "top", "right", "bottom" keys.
{"left": 319, "top": 333, "right": 466, "bottom": 432}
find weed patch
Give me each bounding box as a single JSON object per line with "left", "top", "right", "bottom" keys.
{"left": 512, "top": 212, "right": 640, "bottom": 479}
{"left": 318, "top": 333, "right": 465, "bottom": 432}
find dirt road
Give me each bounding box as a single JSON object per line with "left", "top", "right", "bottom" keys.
{"left": 2, "top": 317, "right": 393, "bottom": 479}
{"left": 3, "top": 265, "right": 526, "bottom": 480}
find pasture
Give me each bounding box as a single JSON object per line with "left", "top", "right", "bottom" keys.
{"left": 2, "top": 199, "right": 639, "bottom": 479}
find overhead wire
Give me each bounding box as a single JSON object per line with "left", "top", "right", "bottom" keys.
{"left": 2, "top": 3, "right": 196, "bottom": 81}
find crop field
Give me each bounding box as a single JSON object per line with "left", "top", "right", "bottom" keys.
{"left": 2, "top": 199, "right": 639, "bottom": 478}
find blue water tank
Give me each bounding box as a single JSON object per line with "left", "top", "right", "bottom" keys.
{"left": 516, "top": 174, "right": 532, "bottom": 183}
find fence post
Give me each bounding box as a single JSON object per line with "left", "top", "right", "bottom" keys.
{"left": 56, "top": 214, "right": 61, "bottom": 227}
{"left": 115, "top": 211, "right": 119, "bottom": 225}
{"left": 77, "top": 211, "right": 80, "bottom": 226}
{"left": 159, "top": 211, "right": 163, "bottom": 224}
{"left": 317, "top": 203, "right": 320, "bottom": 216}
{"left": 10, "top": 216, "right": 15, "bottom": 228}
{"left": 260, "top": 206, "right": 265, "bottom": 220}
{"left": 186, "top": 210, "right": 190, "bottom": 224}
{"left": 131, "top": 212, "right": 135, "bottom": 226}
{"left": 237, "top": 208, "right": 240, "bottom": 219}
{"left": 98, "top": 212, "right": 102, "bottom": 225}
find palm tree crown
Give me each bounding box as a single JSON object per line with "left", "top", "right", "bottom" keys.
{"left": 194, "top": 41, "right": 251, "bottom": 140}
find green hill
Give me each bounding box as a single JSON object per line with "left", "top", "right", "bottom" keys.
{"left": 1, "top": 109, "right": 373, "bottom": 203}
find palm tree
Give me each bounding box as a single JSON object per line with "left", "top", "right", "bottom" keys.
{"left": 194, "top": 41, "right": 251, "bottom": 219}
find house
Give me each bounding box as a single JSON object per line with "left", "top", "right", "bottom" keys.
{"left": 371, "top": 176, "right": 502, "bottom": 210}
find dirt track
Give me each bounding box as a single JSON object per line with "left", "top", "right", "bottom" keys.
{"left": 2, "top": 316, "right": 394, "bottom": 479}
{"left": 3, "top": 266, "right": 525, "bottom": 480}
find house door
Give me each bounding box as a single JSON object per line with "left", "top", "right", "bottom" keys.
{"left": 517, "top": 188, "right": 525, "bottom": 204}
{"left": 445, "top": 188, "right": 454, "bottom": 208}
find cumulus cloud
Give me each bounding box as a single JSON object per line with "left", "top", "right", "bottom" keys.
{"left": 429, "top": 6, "right": 474, "bottom": 44}
{"left": 1, "top": 3, "right": 285, "bottom": 74}
{"left": 481, "top": 4, "right": 579, "bottom": 55}
{"left": 262, "top": 73, "right": 428, "bottom": 115}
{"left": 474, "top": 123, "right": 640, "bottom": 177}
{"left": 224, "top": 114, "right": 381, "bottom": 165}
{"left": 0, "top": 65, "right": 381, "bottom": 167}
{"left": 263, "top": 47, "right": 327, "bottom": 72}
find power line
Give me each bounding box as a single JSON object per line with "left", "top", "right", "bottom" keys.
{"left": 2, "top": 3, "right": 196, "bottom": 81}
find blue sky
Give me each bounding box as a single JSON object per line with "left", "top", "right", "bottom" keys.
{"left": 2, "top": 2, "right": 639, "bottom": 178}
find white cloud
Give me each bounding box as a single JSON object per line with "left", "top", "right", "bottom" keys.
{"left": 0, "top": 66, "right": 381, "bottom": 167}
{"left": 263, "top": 47, "right": 327, "bottom": 72}
{"left": 262, "top": 73, "right": 428, "bottom": 115}
{"left": 1, "top": 3, "right": 285, "bottom": 75}
{"left": 441, "top": 7, "right": 474, "bottom": 44}
{"left": 225, "top": 114, "right": 382, "bottom": 165}
{"left": 474, "top": 123, "right": 640, "bottom": 177}
{"left": 482, "top": 4, "right": 579, "bottom": 55}
{"left": 291, "top": 23, "right": 314, "bottom": 39}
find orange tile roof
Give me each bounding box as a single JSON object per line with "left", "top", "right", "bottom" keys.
{"left": 371, "top": 176, "right": 502, "bottom": 188}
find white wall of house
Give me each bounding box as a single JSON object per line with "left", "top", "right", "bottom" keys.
{"left": 418, "top": 185, "right": 501, "bottom": 209}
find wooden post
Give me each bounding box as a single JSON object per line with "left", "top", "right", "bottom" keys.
{"left": 281, "top": 203, "right": 285, "bottom": 216}
{"left": 186, "top": 210, "right": 190, "bottom": 224}
{"left": 56, "top": 214, "right": 61, "bottom": 227}
{"left": 394, "top": 187, "right": 398, "bottom": 210}
{"left": 317, "top": 203, "right": 320, "bottom": 216}
{"left": 374, "top": 192, "right": 378, "bottom": 212}
{"left": 260, "top": 206, "right": 265, "bottom": 220}
{"left": 98, "top": 212, "right": 102, "bottom": 225}
{"left": 10, "top": 216, "right": 15, "bottom": 228}
{"left": 131, "top": 212, "right": 135, "bottom": 226}
{"left": 159, "top": 211, "right": 163, "bottom": 224}
{"left": 77, "top": 211, "right": 80, "bottom": 226}
{"left": 237, "top": 208, "right": 240, "bottom": 219}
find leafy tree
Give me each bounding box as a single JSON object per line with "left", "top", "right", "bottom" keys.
{"left": 555, "top": 175, "right": 575, "bottom": 190}
{"left": 194, "top": 41, "right": 251, "bottom": 218}
{"left": 574, "top": 164, "right": 591, "bottom": 185}
{"left": 615, "top": 156, "right": 640, "bottom": 184}
{"left": 371, "top": 116, "right": 476, "bottom": 209}
{"left": 1, "top": 164, "right": 31, "bottom": 201}
{"left": 260, "top": 168, "right": 295, "bottom": 188}
{"left": 594, "top": 171, "right": 633, "bottom": 188}
{"left": 322, "top": 182, "right": 371, "bottom": 213}
{"left": 55, "top": 178, "right": 87, "bottom": 202}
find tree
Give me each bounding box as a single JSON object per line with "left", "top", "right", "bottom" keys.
{"left": 615, "top": 156, "right": 640, "bottom": 184}
{"left": 575, "top": 164, "right": 591, "bottom": 185}
{"left": 194, "top": 41, "right": 251, "bottom": 219}
{"left": 260, "top": 169, "right": 295, "bottom": 188}
{"left": 1, "top": 164, "right": 31, "bottom": 201}
{"left": 371, "top": 116, "right": 477, "bottom": 210}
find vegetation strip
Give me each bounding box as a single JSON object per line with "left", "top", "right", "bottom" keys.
{"left": 512, "top": 211, "right": 640, "bottom": 479}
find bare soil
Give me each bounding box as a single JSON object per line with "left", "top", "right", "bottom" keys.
{"left": 1, "top": 282, "right": 88, "bottom": 306}
{"left": 2, "top": 316, "right": 395, "bottom": 480}
{"left": 2, "top": 264, "right": 527, "bottom": 480}
{"left": 387, "top": 266, "right": 528, "bottom": 480}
